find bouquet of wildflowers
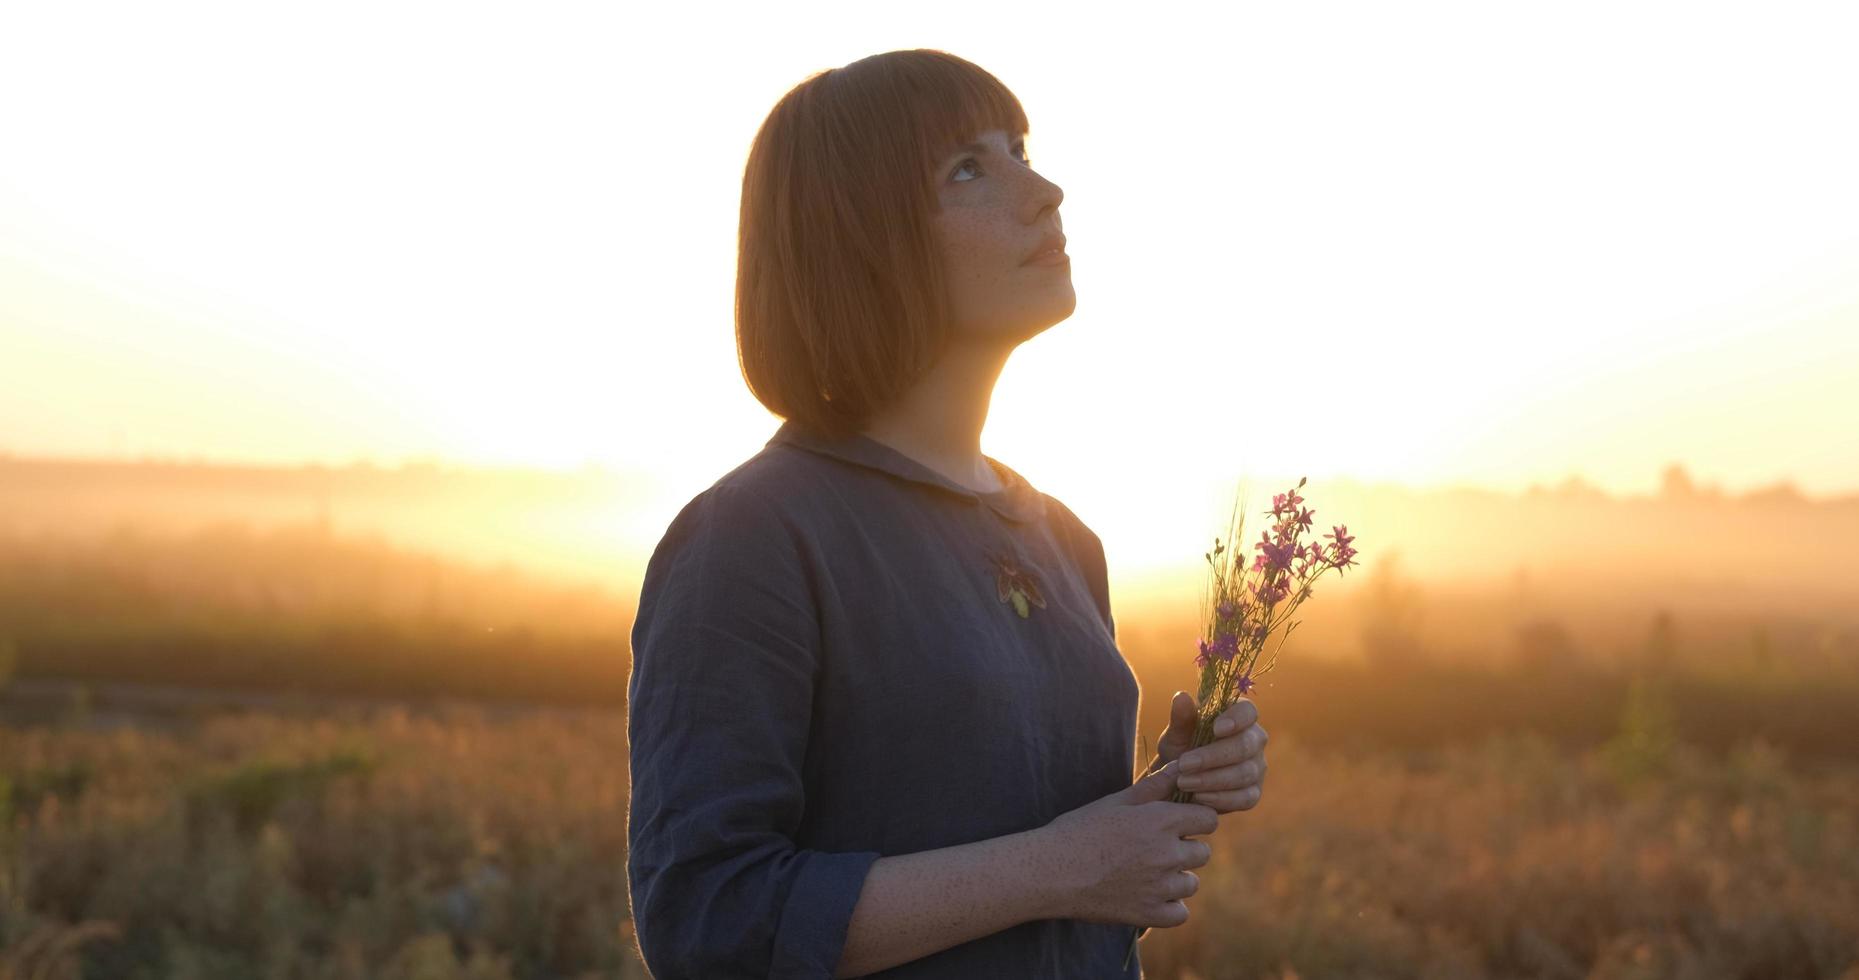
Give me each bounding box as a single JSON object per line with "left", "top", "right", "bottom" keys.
{"left": 1122, "top": 477, "right": 1358, "bottom": 967}
{"left": 1176, "top": 477, "right": 1357, "bottom": 772}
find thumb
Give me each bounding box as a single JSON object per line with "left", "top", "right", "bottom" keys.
{"left": 1123, "top": 759, "right": 1180, "bottom": 804}
{"left": 1163, "top": 691, "right": 1199, "bottom": 752}
{"left": 1172, "top": 690, "right": 1199, "bottom": 728}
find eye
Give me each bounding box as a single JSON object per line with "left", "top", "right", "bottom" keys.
{"left": 950, "top": 144, "right": 1033, "bottom": 183}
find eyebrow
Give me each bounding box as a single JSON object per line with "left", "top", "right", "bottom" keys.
{"left": 948, "top": 138, "right": 1027, "bottom": 160}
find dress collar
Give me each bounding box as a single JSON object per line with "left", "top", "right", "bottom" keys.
{"left": 766, "top": 418, "right": 1048, "bottom": 525}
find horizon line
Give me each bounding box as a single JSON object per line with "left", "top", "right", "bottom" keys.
{"left": 1, "top": 447, "right": 1852, "bottom": 505}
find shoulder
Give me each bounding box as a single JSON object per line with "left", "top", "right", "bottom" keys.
{"left": 703, "top": 441, "right": 847, "bottom": 515}
{"left": 650, "top": 444, "right": 837, "bottom": 559}
{"left": 637, "top": 455, "right": 826, "bottom": 619}
{"left": 1037, "top": 490, "right": 1115, "bottom": 629}
{"left": 1040, "top": 491, "right": 1106, "bottom": 560}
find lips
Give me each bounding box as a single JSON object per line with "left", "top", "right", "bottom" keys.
{"left": 1022, "top": 232, "right": 1067, "bottom": 266}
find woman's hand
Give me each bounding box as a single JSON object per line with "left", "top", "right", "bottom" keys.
{"left": 1143, "top": 692, "right": 1268, "bottom": 815}
{"left": 1036, "top": 760, "right": 1217, "bottom": 929}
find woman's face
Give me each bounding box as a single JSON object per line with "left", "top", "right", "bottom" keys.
{"left": 931, "top": 128, "right": 1074, "bottom": 346}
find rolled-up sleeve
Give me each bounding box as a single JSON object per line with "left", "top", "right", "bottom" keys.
{"left": 626, "top": 485, "right": 881, "bottom": 978}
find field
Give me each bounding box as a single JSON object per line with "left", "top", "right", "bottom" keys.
{"left": 7, "top": 672, "right": 1859, "bottom": 979}
{"left": 4, "top": 506, "right": 1859, "bottom": 978}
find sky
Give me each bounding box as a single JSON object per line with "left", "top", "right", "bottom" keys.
{"left": 3, "top": 1, "right": 1858, "bottom": 571}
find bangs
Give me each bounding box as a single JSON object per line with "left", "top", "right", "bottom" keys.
{"left": 838, "top": 50, "right": 1031, "bottom": 186}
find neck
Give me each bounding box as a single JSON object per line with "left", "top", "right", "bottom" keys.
{"left": 858, "top": 338, "right": 1013, "bottom": 493}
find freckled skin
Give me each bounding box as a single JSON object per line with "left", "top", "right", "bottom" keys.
{"left": 932, "top": 128, "right": 1076, "bottom": 348}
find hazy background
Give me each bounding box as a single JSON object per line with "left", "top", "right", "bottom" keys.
{"left": 4, "top": 2, "right": 1858, "bottom": 978}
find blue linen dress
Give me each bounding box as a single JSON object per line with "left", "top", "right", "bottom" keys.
{"left": 626, "top": 418, "right": 1153, "bottom": 978}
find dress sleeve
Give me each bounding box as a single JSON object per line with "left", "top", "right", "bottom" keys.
{"left": 627, "top": 484, "right": 881, "bottom": 979}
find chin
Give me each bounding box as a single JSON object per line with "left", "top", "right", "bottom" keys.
{"left": 1013, "top": 303, "right": 1077, "bottom": 343}
{"left": 955, "top": 290, "right": 1079, "bottom": 345}
{"left": 1052, "top": 288, "right": 1078, "bottom": 320}
{"left": 1036, "top": 290, "right": 1078, "bottom": 329}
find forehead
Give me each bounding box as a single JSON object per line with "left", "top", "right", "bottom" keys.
{"left": 940, "top": 129, "right": 1028, "bottom": 159}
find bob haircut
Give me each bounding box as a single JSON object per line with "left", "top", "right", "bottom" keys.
{"left": 735, "top": 49, "right": 1030, "bottom": 441}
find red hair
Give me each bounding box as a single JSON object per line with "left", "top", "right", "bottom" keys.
{"left": 735, "top": 49, "right": 1030, "bottom": 441}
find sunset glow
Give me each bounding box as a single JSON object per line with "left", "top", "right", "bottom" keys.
{"left": 4, "top": 3, "right": 1857, "bottom": 587}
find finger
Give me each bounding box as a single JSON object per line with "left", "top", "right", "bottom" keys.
{"left": 1190, "top": 784, "right": 1264, "bottom": 813}
{"left": 1157, "top": 899, "right": 1190, "bottom": 928}
{"left": 1237, "top": 724, "right": 1271, "bottom": 761}
{"left": 1174, "top": 838, "right": 1213, "bottom": 869}
{"left": 1213, "top": 697, "right": 1259, "bottom": 736}
{"left": 1180, "top": 725, "right": 1267, "bottom": 772}
{"left": 1176, "top": 757, "right": 1265, "bottom": 793}
{"left": 1165, "top": 691, "right": 1198, "bottom": 745}
{"left": 1160, "top": 801, "right": 1221, "bottom": 836}
{"left": 1222, "top": 723, "right": 1268, "bottom": 761}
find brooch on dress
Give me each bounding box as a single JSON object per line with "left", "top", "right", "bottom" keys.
{"left": 987, "top": 547, "right": 1047, "bottom": 619}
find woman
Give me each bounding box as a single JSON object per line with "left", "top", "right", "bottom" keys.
{"left": 627, "top": 49, "right": 1268, "bottom": 978}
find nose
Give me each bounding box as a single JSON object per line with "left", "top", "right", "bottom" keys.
{"left": 1023, "top": 169, "right": 1064, "bottom": 225}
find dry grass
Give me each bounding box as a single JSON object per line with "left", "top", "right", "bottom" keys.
{"left": 2, "top": 708, "right": 640, "bottom": 980}
{"left": 1146, "top": 729, "right": 1859, "bottom": 979}
{"left": 5, "top": 705, "right": 1858, "bottom": 978}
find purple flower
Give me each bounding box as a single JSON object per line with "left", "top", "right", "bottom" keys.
{"left": 1217, "top": 599, "right": 1237, "bottom": 619}
{"left": 1292, "top": 505, "right": 1314, "bottom": 531}
{"left": 1211, "top": 629, "right": 1241, "bottom": 662}
{"left": 1253, "top": 532, "right": 1298, "bottom": 575}
{"left": 1297, "top": 548, "right": 1319, "bottom": 576}
{"left": 1271, "top": 487, "right": 1304, "bottom": 519}
{"left": 1237, "top": 674, "right": 1255, "bottom": 694}
{"left": 1252, "top": 576, "right": 1290, "bottom": 606}
{"left": 1321, "top": 525, "right": 1358, "bottom": 572}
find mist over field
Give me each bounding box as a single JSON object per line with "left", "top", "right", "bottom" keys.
{"left": 5, "top": 453, "right": 1854, "bottom": 729}
{"left": 4, "top": 455, "right": 1855, "bottom": 977}
{"left": 7, "top": 452, "right": 1853, "bottom": 653}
